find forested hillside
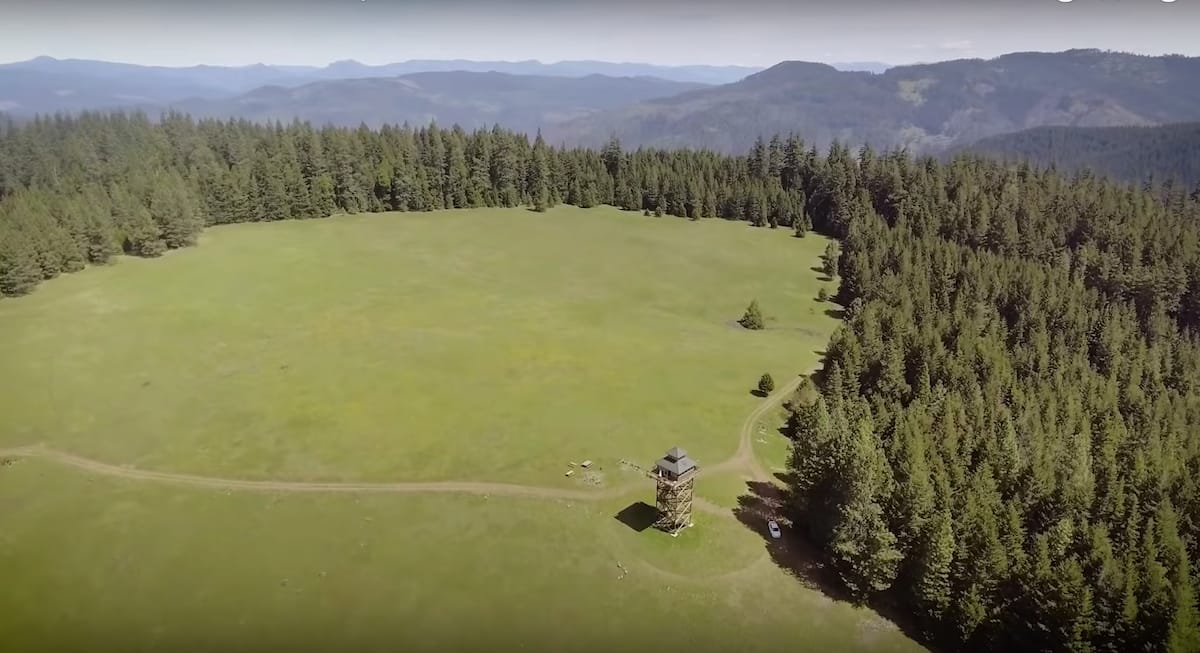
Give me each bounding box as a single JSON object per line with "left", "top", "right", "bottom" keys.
{"left": 960, "top": 122, "right": 1200, "bottom": 188}
{"left": 554, "top": 49, "right": 1200, "bottom": 154}
{"left": 780, "top": 152, "right": 1200, "bottom": 651}
{"left": 172, "top": 72, "right": 707, "bottom": 134}
{"left": 1, "top": 111, "right": 1199, "bottom": 652}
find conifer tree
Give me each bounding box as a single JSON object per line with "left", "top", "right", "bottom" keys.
{"left": 822, "top": 241, "right": 840, "bottom": 278}
{"left": 528, "top": 135, "right": 551, "bottom": 213}
{"left": 758, "top": 373, "right": 775, "bottom": 395}
{"left": 150, "top": 173, "right": 203, "bottom": 248}
{"left": 914, "top": 510, "right": 955, "bottom": 623}
{"left": 0, "top": 226, "right": 43, "bottom": 295}
{"left": 739, "top": 299, "right": 765, "bottom": 330}
{"left": 829, "top": 420, "right": 903, "bottom": 598}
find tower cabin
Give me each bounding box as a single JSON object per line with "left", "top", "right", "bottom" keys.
{"left": 653, "top": 446, "right": 698, "bottom": 535}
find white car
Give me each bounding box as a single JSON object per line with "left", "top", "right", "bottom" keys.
{"left": 767, "top": 520, "right": 782, "bottom": 539}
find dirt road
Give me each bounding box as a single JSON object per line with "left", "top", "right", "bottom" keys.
{"left": 0, "top": 374, "right": 800, "bottom": 503}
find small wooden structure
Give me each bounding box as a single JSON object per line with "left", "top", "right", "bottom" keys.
{"left": 652, "top": 446, "right": 698, "bottom": 535}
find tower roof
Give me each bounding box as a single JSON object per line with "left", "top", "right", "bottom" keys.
{"left": 656, "top": 453, "right": 697, "bottom": 477}
{"left": 664, "top": 446, "right": 688, "bottom": 461}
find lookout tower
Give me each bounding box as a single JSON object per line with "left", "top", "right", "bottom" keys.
{"left": 653, "top": 446, "right": 698, "bottom": 535}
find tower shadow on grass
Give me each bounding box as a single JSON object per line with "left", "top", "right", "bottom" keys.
{"left": 614, "top": 501, "right": 659, "bottom": 533}
{"left": 733, "top": 480, "right": 940, "bottom": 652}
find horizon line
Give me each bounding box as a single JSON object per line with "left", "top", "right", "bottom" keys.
{"left": 1, "top": 47, "right": 1196, "bottom": 71}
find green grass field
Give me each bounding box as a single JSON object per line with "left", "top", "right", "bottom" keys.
{"left": 1, "top": 205, "right": 834, "bottom": 484}
{"left": 0, "top": 206, "right": 923, "bottom": 653}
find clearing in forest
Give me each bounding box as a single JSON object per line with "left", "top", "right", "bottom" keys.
{"left": 0, "top": 206, "right": 925, "bottom": 653}
{"left": 0, "top": 205, "right": 835, "bottom": 485}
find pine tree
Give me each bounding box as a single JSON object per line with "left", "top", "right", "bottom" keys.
{"left": 312, "top": 174, "right": 336, "bottom": 216}
{"left": 794, "top": 208, "right": 811, "bottom": 238}
{"left": 150, "top": 173, "right": 203, "bottom": 249}
{"left": 527, "top": 132, "right": 551, "bottom": 212}
{"left": 0, "top": 227, "right": 43, "bottom": 296}
{"left": 822, "top": 241, "right": 840, "bottom": 278}
{"left": 1167, "top": 579, "right": 1200, "bottom": 653}
{"left": 758, "top": 373, "right": 775, "bottom": 395}
{"left": 111, "top": 187, "right": 164, "bottom": 257}
{"left": 828, "top": 419, "right": 903, "bottom": 598}
{"left": 914, "top": 510, "right": 955, "bottom": 623}
{"left": 739, "top": 299, "right": 765, "bottom": 330}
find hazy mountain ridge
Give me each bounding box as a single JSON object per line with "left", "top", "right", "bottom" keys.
{"left": 305, "top": 59, "right": 760, "bottom": 84}
{"left": 0, "top": 56, "right": 753, "bottom": 116}
{"left": 171, "top": 71, "right": 709, "bottom": 134}
{"left": 958, "top": 122, "right": 1200, "bottom": 188}
{"left": 551, "top": 49, "right": 1200, "bottom": 154}
{"left": 4, "top": 50, "right": 1196, "bottom": 159}
{"left": 0, "top": 55, "right": 901, "bottom": 117}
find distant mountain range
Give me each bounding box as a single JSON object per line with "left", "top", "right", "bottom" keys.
{"left": 958, "top": 122, "right": 1200, "bottom": 188}
{"left": 550, "top": 49, "right": 1200, "bottom": 154}
{"left": 172, "top": 72, "right": 707, "bottom": 134}
{"left": 3, "top": 50, "right": 1198, "bottom": 163}
{"left": 827, "top": 61, "right": 892, "bottom": 74}
{"left": 0, "top": 56, "right": 754, "bottom": 115}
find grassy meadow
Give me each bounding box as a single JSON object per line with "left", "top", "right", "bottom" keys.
{"left": 0, "top": 205, "right": 923, "bottom": 652}
{"left": 1, "top": 206, "right": 835, "bottom": 484}
{"left": 0, "top": 460, "right": 922, "bottom": 653}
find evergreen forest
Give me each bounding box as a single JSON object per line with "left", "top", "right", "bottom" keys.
{"left": 962, "top": 122, "right": 1200, "bottom": 189}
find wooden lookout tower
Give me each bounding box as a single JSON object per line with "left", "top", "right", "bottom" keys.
{"left": 653, "top": 446, "right": 698, "bottom": 535}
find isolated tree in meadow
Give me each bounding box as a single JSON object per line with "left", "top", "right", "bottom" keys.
{"left": 818, "top": 287, "right": 830, "bottom": 302}
{"left": 822, "top": 241, "right": 839, "bottom": 278}
{"left": 739, "top": 299, "right": 765, "bottom": 330}
{"left": 758, "top": 373, "right": 776, "bottom": 395}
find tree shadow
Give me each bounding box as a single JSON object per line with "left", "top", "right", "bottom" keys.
{"left": 774, "top": 471, "right": 800, "bottom": 486}
{"left": 733, "top": 481, "right": 851, "bottom": 602}
{"left": 733, "top": 480, "right": 943, "bottom": 652}
{"left": 750, "top": 388, "right": 768, "bottom": 398}
{"left": 823, "top": 308, "right": 846, "bottom": 320}
{"left": 613, "top": 502, "right": 659, "bottom": 533}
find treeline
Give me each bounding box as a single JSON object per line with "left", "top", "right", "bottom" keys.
{"left": 0, "top": 113, "right": 825, "bottom": 296}
{"left": 961, "top": 122, "right": 1200, "bottom": 190}
{"left": 783, "top": 147, "right": 1200, "bottom": 651}
{"left": 2, "top": 111, "right": 1200, "bottom": 652}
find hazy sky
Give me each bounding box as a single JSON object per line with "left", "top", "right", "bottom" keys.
{"left": 0, "top": 0, "right": 1197, "bottom": 68}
